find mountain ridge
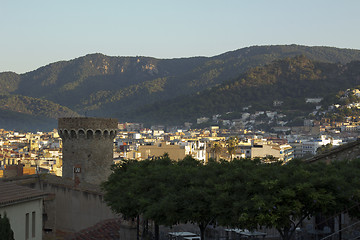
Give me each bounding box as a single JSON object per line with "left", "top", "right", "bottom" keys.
{"left": 2, "top": 44, "right": 360, "bottom": 131}
{"left": 126, "top": 55, "right": 360, "bottom": 125}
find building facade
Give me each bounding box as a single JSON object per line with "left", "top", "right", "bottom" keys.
{"left": 0, "top": 182, "right": 46, "bottom": 240}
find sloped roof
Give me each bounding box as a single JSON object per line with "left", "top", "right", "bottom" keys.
{"left": 0, "top": 182, "right": 47, "bottom": 207}
{"left": 70, "top": 218, "right": 122, "bottom": 240}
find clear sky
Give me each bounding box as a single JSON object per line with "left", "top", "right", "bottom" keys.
{"left": 1, "top": 0, "right": 360, "bottom": 74}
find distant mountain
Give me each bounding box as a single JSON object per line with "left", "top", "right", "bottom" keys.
{"left": 0, "top": 95, "right": 80, "bottom": 131}
{"left": 1, "top": 45, "right": 360, "bottom": 130}
{"left": 128, "top": 56, "right": 360, "bottom": 125}
{"left": 0, "top": 95, "right": 79, "bottom": 118}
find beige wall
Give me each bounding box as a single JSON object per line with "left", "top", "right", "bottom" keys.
{"left": 251, "top": 145, "right": 281, "bottom": 159}
{"left": 138, "top": 145, "right": 186, "bottom": 161}
{"left": 0, "top": 198, "right": 43, "bottom": 240}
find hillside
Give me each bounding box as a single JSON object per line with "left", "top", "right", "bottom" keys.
{"left": 128, "top": 56, "right": 360, "bottom": 125}
{"left": 1, "top": 45, "right": 360, "bottom": 130}
{"left": 0, "top": 95, "right": 80, "bottom": 131}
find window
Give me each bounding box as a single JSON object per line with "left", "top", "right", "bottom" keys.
{"left": 26, "top": 213, "right": 29, "bottom": 240}
{"left": 32, "top": 211, "right": 36, "bottom": 238}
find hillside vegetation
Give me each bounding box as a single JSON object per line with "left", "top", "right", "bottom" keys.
{"left": 1, "top": 45, "right": 360, "bottom": 130}
{"left": 129, "top": 56, "right": 360, "bottom": 124}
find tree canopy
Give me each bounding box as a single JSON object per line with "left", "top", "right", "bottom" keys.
{"left": 102, "top": 156, "right": 360, "bottom": 240}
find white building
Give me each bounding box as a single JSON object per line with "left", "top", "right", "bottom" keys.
{"left": 0, "top": 182, "right": 47, "bottom": 240}
{"left": 179, "top": 141, "right": 207, "bottom": 163}
{"left": 340, "top": 124, "right": 359, "bottom": 132}
{"left": 197, "top": 117, "right": 209, "bottom": 124}
{"left": 301, "top": 135, "right": 342, "bottom": 156}
{"left": 305, "top": 98, "right": 323, "bottom": 104}
{"left": 153, "top": 129, "right": 165, "bottom": 137}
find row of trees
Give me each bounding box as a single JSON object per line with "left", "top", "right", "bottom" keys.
{"left": 102, "top": 156, "right": 360, "bottom": 240}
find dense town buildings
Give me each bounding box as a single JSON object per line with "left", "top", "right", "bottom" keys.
{"left": 0, "top": 112, "right": 359, "bottom": 179}
{"left": 0, "top": 129, "right": 62, "bottom": 178}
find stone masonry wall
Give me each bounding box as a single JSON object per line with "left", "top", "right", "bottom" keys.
{"left": 58, "top": 117, "right": 117, "bottom": 185}
{"left": 306, "top": 139, "right": 360, "bottom": 163}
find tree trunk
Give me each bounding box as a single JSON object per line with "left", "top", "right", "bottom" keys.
{"left": 154, "top": 222, "right": 159, "bottom": 240}
{"left": 199, "top": 223, "right": 206, "bottom": 240}
{"left": 278, "top": 227, "right": 295, "bottom": 240}
{"left": 142, "top": 219, "right": 148, "bottom": 239}
{"left": 339, "top": 213, "right": 342, "bottom": 240}
{"left": 137, "top": 215, "right": 140, "bottom": 240}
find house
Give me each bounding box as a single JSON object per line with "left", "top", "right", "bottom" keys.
{"left": 197, "top": 117, "right": 209, "bottom": 124}
{"left": 273, "top": 100, "right": 283, "bottom": 107}
{"left": 138, "top": 141, "right": 207, "bottom": 162}
{"left": 301, "top": 135, "right": 343, "bottom": 156}
{"left": 305, "top": 98, "right": 323, "bottom": 104}
{"left": 251, "top": 143, "right": 294, "bottom": 162}
{"left": 0, "top": 182, "right": 48, "bottom": 240}
{"left": 139, "top": 142, "right": 189, "bottom": 161}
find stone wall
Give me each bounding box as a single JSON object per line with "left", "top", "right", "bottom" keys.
{"left": 58, "top": 117, "right": 117, "bottom": 185}
{"left": 58, "top": 117, "right": 118, "bottom": 130}
{"left": 11, "top": 174, "right": 119, "bottom": 234}
{"left": 305, "top": 139, "right": 360, "bottom": 163}
{"left": 39, "top": 181, "right": 117, "bottom": 232}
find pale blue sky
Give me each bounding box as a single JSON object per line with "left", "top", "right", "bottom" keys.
{"left": 1, "top": 0, "right": 360, "bottom": 73}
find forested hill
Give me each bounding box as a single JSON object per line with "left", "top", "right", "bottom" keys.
{"left": 128, "top": 55, "right": 360, "bottom": 125}
{"left": 1, "top": 45, "right": 360, "bottom": 130}
{"left": 0, "top": 95, "right": 80, "bottom": 131}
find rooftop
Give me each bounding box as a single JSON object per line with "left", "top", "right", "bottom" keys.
{"left": 0, "top": 182, "right": 47, "bottom": 207}
{"left": 69, "top": 218, "right": 122, "bottom": 240}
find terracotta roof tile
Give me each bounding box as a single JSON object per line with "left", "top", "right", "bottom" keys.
{"left": 71, "top": 218, "right": 122, "bottom": 240}
{"left": 0, "top": 182, "right": 47, "bottom": 206}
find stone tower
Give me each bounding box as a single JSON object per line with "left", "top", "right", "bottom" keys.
{"left": 58, "top": 117, "right": 117, "bottom": 185}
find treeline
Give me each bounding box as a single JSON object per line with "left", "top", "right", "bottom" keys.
{"left": 102, "top": 156, "right": 360, "bottom": 240}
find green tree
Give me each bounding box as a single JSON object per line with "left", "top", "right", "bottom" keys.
{"left": 140, "top": 154, "right": 178, "bottom": 239}
{"left": 316, "top": 143, "right": 333, "bottom": 154}
{"left": 210, "top": 142, "right": 222, "bottom": 161}
{"left": 174, "top": 157, "right": 218, "bottom": 240}
{"left": 103, "top": 155, "right": 218, "bottom": 240}
{"left": 102, "top": 159, "right": 143, "bottom": 220}
{"left": 226, "top": 137, "right": 239, "bottom": 160}
{"left": 228, "top": 159, "right": 352, "bottom": 240}
{"left": 102, "top": 154, "right": 179, "bottom": 240}
{"left": 214, "top": 159, "right": 257, "bottom": 228}
{"left": 0, "top": 213, "right": 15, "bottom": 240}
{"left": 103, "top": 155, "right": 360, "bottom": 240}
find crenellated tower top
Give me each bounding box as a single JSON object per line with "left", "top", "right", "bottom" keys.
{"left": 58, "top": 117, "right": 117, "bottom": 140}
